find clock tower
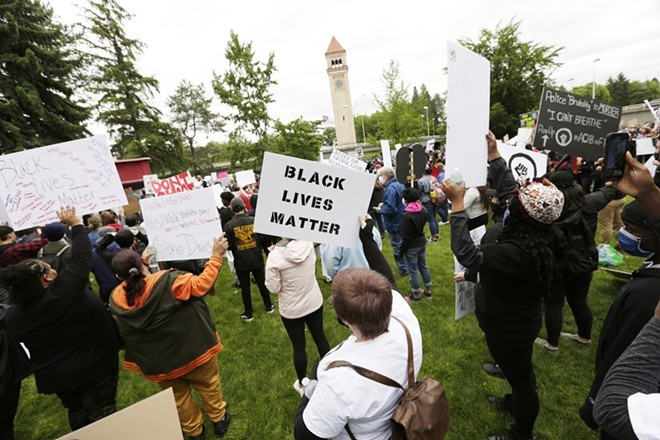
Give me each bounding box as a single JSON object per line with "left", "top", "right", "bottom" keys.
{"left": 325, "top": 37, "right": 357, "bottom": 146}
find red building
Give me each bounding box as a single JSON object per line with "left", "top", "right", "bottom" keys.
{"left": 114, "top": 158, "right": 152, "bottom": 188}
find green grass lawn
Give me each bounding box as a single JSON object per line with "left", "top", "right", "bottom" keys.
{"left": 13, "top": 224, "right": 643, "bottom": 440}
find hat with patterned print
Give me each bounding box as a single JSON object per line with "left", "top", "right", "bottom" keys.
{"left": 516, "top": 177, "right": 564, "bottom": 224}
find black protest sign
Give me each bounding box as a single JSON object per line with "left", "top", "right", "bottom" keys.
{"left": 395, "top": 144, "right": 426, "bottom": 185}
{"left": 533, "top": 87, "right": 621, "bottom": 160}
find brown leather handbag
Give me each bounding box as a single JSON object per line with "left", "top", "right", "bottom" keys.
{"left": 328, "top": 317, "right": 450, "bottom": 439}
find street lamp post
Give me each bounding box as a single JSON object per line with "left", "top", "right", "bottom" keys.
{"left": 423, "top": 105, "right": 430, "bottom": 137}
{"left": 592, "top": 58, "right": 600, "bottom": 99}
{"left": 567, "top": 78, "right": 574, "bottom": 93}
{"left": 360, "top": 115, "right": 366, "bottom": 143}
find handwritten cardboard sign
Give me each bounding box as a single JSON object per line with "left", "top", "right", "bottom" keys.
{"left": 533, "top": 87, "right": 622, "bottom": 160}
{"left": 0, "top": 136, "right": 127, "bottom": 229}
{"left": 139, "top": 187, "right": 222, "bottom": 261}
{"left": 328, "top": 149, "right": 367, "bottom": 172}
{"left": 57, "top": 388, "right": 182, "bottom": 440}
{"left": 149, "top": 172, "right": 194, "bottom": 197}
{"left": 498, "top": 142, "right": 549, "bottom": 180}
{"left": 254, "top": 152, "right": 376, "bottom": 248}
{"left": 446, "top": 41, "right": 490, "bottom": 187}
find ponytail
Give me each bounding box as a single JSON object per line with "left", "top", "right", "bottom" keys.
{"left": 124, "top": 267, "right": 146, "bottom": 307}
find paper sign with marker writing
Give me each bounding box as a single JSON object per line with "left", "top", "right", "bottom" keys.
{"left": 454, "top": 225, "right": 486, "bottom": 320}
{"left": 0, "top": 136, "right": 126, "bottom": 229}
{"left": 142, "top": 174, "right": 158, "bottom": 195}
{"left": 150, "top": 172, "right": 194, "bottom": 197}
{"left": 328, "top": 149, "right": 367, "bottom": 172}
{"left": 235, "top": 170, "right": 256, "bottom": 188}
{"left": 254, "top": 152, "right": 376, "bottom": 248}
{"left": 446, "top": 41, "right": 489, "bottom": 187}
{"left": 498, "top": 142, "right": 549, "bottom": 180}
{"left": 139, "top": 187, "right": 221, "bottom": 262}
{"left": 426, "top": 139, "right": 436, "bottom": 152}
{"left": 380, "top": 140, "right": 392, "bottom": 168}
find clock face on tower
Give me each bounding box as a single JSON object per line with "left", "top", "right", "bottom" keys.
{"left": 335, "top": 79, "right": 344, "bottom": 89}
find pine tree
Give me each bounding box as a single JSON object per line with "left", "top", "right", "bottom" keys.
{"left": 0, "top": 0, "right": 89, "bottom": 153}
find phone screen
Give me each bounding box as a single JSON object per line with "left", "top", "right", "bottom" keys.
{"left": 605, "top": 138, "right": 627, "bottom": 170}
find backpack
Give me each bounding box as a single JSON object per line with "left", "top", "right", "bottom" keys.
{"left": 328, "top": 317, "right": 450, "bottom": 440}
{"left": 559, "top": 218, "right": 598, "bottom": 275}
{"left": 422, "top": 176, "right": 446, "bottom": 206}
{"left": 38, "top": 243, "right": 71, "bottom": 271}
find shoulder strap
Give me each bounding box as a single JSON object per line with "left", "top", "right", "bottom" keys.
{"left": 327, "top": 360, "right": 403, "bottom": 389}
{"left": 56, "top": 244, "right": 71, "bottom": 257}
{"left": 392, "top": 316, "right": 415, "bottom": 391}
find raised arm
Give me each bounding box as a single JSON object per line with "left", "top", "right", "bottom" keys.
{"left": 55, "top": 206, "right": 91, "bottom": 291}
{"left": 171, "top": 236, "right": 228, "bottom": 300}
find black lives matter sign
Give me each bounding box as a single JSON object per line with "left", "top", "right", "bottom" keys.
{"left": 533, "top": 87, "right": 621, "bottom": 160}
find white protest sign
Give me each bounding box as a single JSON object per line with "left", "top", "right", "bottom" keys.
{"left": 254, "top": 152, "right": 376, "bottom": 248}
{"left": 355, "top": 147, "right": 364, "bottom": 158}
{"left": 636, "top": 137, "right": 655, "bottom": 155}
{"left": 426, "top": 139, "right": 436, "bottom": 152}
{"left": 645, "top": 156, "right": 657, "bottom": 175}
{"left": 235, "top": 170, "right": 256, "bottom": 188}
{"left": 150, "top": 172, "right": 194, "bottom": 197}
{"left": 380, "top": 140, "right": 392, "bottom": 168}
{"left": 446, "top": 41, "right": 490, "bottom": 187}
{"left": 328, "top": 149, "right": 367, "bottom": 172}
{"left": 516, "top": 128, "right": 534, "bottom": 149}
{"left": 497, "top": 141, "right": 549, "bottom": 180}
{"left": 57, "top": 388, "right": 182, "bottom": 440}
{"left": 211, "top": 184, "right": 224, "bottom": 210}
{"left": 142, "top": 174, "right": 159, "bottom": 195}
{"left": 454, "top": 225, "right": 486, "bottom": 320}
{"left": 0, "top": 136, "right": 127, "bottom": 229}
{"left": 139, "top": 187, "right": 222, "bottom": 262}
{"left": 394, "top": 143, "right": 402, "bottom": 152}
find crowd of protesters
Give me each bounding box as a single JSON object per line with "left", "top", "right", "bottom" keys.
{"left": 0, "top": 126, "right": 659, "bottom": 440}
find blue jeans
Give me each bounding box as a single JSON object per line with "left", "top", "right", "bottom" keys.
{"left": 388, "top": 230, "right": 407, "bottom": 273}
{"left": 405, "top": 245, "right": 432, "bottom": 293}
{"left": 423, "top": 202, "right": 439, "bottom": 236}
{"left": 437, "top": 200, "right": 449, "bottom": 223}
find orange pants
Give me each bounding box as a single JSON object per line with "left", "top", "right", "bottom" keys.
{"left": 158, "top": 356, "right": 226, "bottom": 437}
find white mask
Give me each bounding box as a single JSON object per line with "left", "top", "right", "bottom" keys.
{"left": 378, "top": 176, "right": 387, "bottom": 185}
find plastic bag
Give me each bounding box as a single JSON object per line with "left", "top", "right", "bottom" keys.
{"left": 598, "top": 244, "right": 624, "bottom": 267}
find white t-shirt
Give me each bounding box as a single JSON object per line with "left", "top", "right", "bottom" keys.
{"left": 463, "top": 187, "right": 487, "bottom": 219}
{"left": 303, "top": 291, "right": 422, "bottom": 440}
{"left": 628, "top": 392, "right": 660, "bottom": 439}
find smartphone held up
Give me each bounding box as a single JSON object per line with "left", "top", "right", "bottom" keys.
{"left": 603, "top": 132, "right": 636, "bottom": 181}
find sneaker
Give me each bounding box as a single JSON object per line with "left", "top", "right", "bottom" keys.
{"left": 266, "top": 304, "right": 276, "bottom": 314}
{"left": 213, "top": 412, "right": 231, "bottom": 437}
{"left": 324, "top": 276, "right": 332, "bottom": 283}
{"left": 487, "top": 426, "right": 535, "bottom": 440}
{"left": 293, "top": 379, "right": 305, "bottom": 397}
{"left": 486, "top": 395, "right": 513, "bottom": 415}
{"left": 397, "top": 271, "right": 410, "bottom": 277}
{"left": 482, "top": 362, "right": 505, "bottom": 379}
{"left": 240, "top": 313, "right": 254, "bottom": 321}
{"left": 423, "top": 286, "right": 432, "bottom": 298}
{"left": 404, "top": 295, "right": 421, "bottom": 303}
{"left": 439, "top": 220, "right": 450, "bottom": 226}
{"left": 188, "top": 426, "right": 206, "bottom": 440}
{"left": 560, "top": 332, "right": 591, "bottom": 346}
{"left": 534, "top": 337, "right": 558, "bottom": 353}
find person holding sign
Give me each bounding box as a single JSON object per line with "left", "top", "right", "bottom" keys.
{"left": 1, "top": 207, "right": 121, "bottom": 432}
{"left": 442, "top": 176, "right": 565, "bottom": 440}
{"left": 108, "top": 235, "right": 231, "bottom": 440}
{"left": 374, "top": 167, "right": 408, "bottom": 276}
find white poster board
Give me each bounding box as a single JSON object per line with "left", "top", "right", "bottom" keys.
{"left": 139, "top": 187, "right": 222, "bottom": 262}
{"left": 516, "top": 128, "right": 534, "bottom": 149}
{"left": 454, "top": 225, "right": 486, "bottom": 320}
{"left": 394, "top": 143, "right": 402, "bottom": 152}
{"left": 426, "top": 139, "right": 436, "bottom": 152}
{"left": 142, "top": 174, "right": 159, "bottom": 195}
{"left": 355, "top": 147, "right": 364, "bottom": 158}
{"left": 380, "top": 140, "right": 392, "bottom": 168}
{"left": 0, "top": 136, "right": 127, "bottom": 229}
{"left": 57, "top": 388, "right": 182, "bottom": 440}
{"left": 645, "top": 156, "right": 657, "bottom": 175}
{"left": 235, "top": 170, "right": 256, "bottom": 188}
{"left": 328, "top": 149, "right": 367, "bottom": 172}
{"left": 211, "top": 184, "right": 225, "bottom": 210}
{"left": 497, "top": 142, "right": 549, "bottom": 180}
{"left": 446, "top": 41, "right": 490, "bottom": 188}
{"left": 636, "top": 137, "right": 655, "bottom": 155}
{"left": 254, "top": 152, "right": 376, "bottom": 248}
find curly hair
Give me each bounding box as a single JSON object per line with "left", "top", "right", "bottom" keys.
{"left": 502, "top": 197, "right": 568, "bottom": 296}
{"left": 0, "top": 260, "right": 48, "bottom": 307}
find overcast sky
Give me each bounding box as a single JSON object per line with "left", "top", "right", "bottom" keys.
{"left": 47, "top": 0, "right": 660, "bottom": 139}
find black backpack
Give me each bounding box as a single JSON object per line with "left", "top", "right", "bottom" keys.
{"left": 38, "top": 244, "right": 71, "bottom": 272}
{"left": 559, "top": 218, "right": 598, "bottom": 275}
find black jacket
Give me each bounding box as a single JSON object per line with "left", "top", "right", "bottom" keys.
{"left": 6, "top": 225, "right": 121, "bottom": 394}
{"left": 0, "top": 294, "right": 31, "bottom": 389}
{"left": 223, "top": 213, "right": 264, "bottom": 270}
{"left": 400, "top": 208, "right": 427, "bottom": 256}
{"left": 487, "top": 157, "right": 516, "bottom": 222}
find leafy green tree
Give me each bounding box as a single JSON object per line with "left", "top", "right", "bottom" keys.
{"left": 572, "top": 83, "right": 612, "bottom": 103}
{"left": 81, "top": 0, "right": 183, "bottom": 172}
{"left": 212, "top": 31, "right": 276, "bottom": 167}
{"left": 219, "top": 131, "right": 253, "bottom": 171}
{"left": 321, "top": 127, "right": 336, "bottom": 146}
{"left": 606, "top": 73, "right": 631, "bottom": 106}
{"left": 459, "top": 20, "right": 562, "bottom": 138}
{"left": 183, "top": 140, "right": 223, "bottom": 176}
{"left": 168, "top": 80, "right": 222, "bottom": 173}
{"left": 273, "top": 118, "right": 323, "bottom": 161}
{"left": 0, "top": 0, "right": 89, "bottom": 153}
{"left": 375, "top": 59, "right": 419, "bottom": 143}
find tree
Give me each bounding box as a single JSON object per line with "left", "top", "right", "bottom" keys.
{"left": 0, "top": 0, "right": 89, "bottom": 153}
{"left": 212, "top": 31, "right": 276, "bottom": 168}
{"left": 606, "top": 73, "right": 631, "bottom": 106}
{"left": 168, "top": 80, "right": 222, "bottom": 173}
{"left": 459, "top": 20, "right": 562, "bottom": 138}
{"left": 81, "top": 0, "right": 182, "bottom": 172}
{"left": 218, "top": 131, "right": 253, "bottom": 171}
{"left": 321, "top": 127, "right": 336, "bottom": 146}
{"left": 273, "top": 118, "right": 323, "bottom": 161}
{"left": 572, "top": 83, "right": 612, "bottom": 103}
{"left": 375, "top": 59, "right": 419, "bottom": 143}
